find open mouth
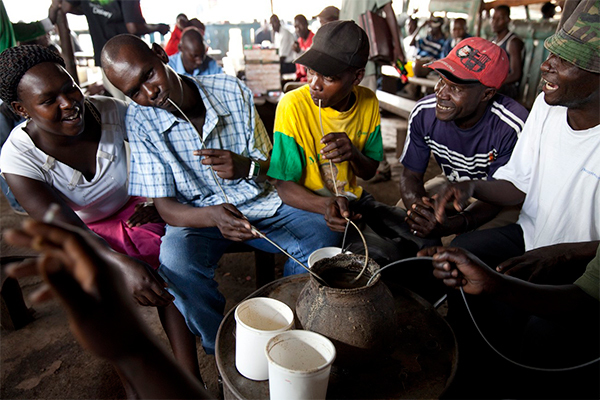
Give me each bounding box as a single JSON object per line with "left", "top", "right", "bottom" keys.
{"left": 436, "top": 103, "right": 453, "bottom": 111}
{"left": 62, "top": 107, "right": 81, "bottom": 122}
{"left": 542, "top": 78, "right": 559, "bottom": 92}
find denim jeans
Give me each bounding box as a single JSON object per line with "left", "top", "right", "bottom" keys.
{"left": 157, "top": 203, "right": 342, "bottom": 354}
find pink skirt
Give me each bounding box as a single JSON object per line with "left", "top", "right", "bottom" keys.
{"left": 86, "top": 196, "right": 165, "bottom": 269}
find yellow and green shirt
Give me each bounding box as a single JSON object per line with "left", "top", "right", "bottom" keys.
{"left": 268, "top": 85, "right": 383, "bottom": 200}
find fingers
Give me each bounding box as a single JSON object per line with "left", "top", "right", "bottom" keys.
{"left": 5, "top": 258, "right": 39, "bottom": 279}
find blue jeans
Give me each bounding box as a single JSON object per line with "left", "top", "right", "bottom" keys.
{"left": 158, "top": 203, "right": 342, "bottom": 353}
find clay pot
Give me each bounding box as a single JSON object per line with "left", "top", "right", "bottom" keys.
{"left": 295, "top": 254, "right": 397, "bottom": 368}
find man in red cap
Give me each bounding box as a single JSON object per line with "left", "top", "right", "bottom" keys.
{"left": 399, "top": 37, "right": 528, "bottom": 240}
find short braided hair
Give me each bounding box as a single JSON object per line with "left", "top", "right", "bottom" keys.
{"left": 0, "top": 45, "right": 65, "bottom": 104}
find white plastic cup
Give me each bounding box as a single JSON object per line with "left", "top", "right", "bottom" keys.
{"left": 308, "top": 247, "right": 350, "bottom": 268}
{"left": 234, "top": 297, "right": 294, "bottom": 381}
{"left": 265, "top": 330, "right": 336, "bottom": 400}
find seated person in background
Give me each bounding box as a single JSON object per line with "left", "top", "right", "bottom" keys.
{"left": 409, "top": 16, "right": 446, "bottom": 61}
{"left": 399, "top": 37, "right": 528, "bottom": 240}
{"left": 420, "top": 245, "right": 599, "bottom": 399}
{"left": 164, "top": 13, "right": 189, "bottom": 56}
{"left": 440, "top": 18, "right": 470, "bottom": 58}
{"left": 268, "top": 21, "right": 424, "bottom": 267}
{"left": 4, "top": 220, "right": 213, "bottom": 400}
{"left": 254, "top": 19, "right": 271, "bottom": 45}
{"left": 292, "top": 14, "right": 313, "bottom": 82}
{"left": 270, "top": 14, "right": 296, "bottom": 74}
{"left": 101, "top": 34, "right": 340, "bottom": 355}
{"left": 168, "top": 27, "right": 222, "bottom": 77}
{"left": 490, "top": 5, "right": 524, "bottom": 99}
{"left": 541, "top": 1, "right": 557, "bottom": 20}
{"left": 434, "top": 1, "right": 600, "bottom": 283}
{"left": 0, "top": 45, "right": 202, "bottom": 384}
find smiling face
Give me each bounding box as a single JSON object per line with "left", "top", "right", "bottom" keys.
{"left": 105, "top": 43, "right": 183, "bottom": 111}
{"left": 12, "top": 62, "right": 85, "bottom": 138}
{"left": 541, "top": 53, "right": 600, "bottom": 109}
{"left": 434, "top": 74, "right": 493, "bottom": 128}
{"left": 306, "top": 67, "right": 364, "bottom": 111}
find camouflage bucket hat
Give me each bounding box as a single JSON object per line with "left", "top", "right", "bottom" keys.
{"left": 544, "top": 0, "right": 600, "bottom": 73}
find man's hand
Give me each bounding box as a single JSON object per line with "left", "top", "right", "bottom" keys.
{"left": 126, "top": 202, "right": 163, "bottom": 227}
{"left": 194, "top": 149, "right": 251, "bottom": 180}
{"left": 157, "top": 23, "right": 170, "bottom": 35}
{"left": 324, "top": 196, "right": 361, "bottom": 232}
{"left": 418, "top": 247, "right": 499, "bottom": 295}
{"left": 208, "top": 203, "right": 257, "bottom": 241}
{"left": 407, "top": 197, "right": 463, "bottom": 238}
{"left": 433, "top": 181, "right": 475, "bottom": 223}
{"left": 320, "top": 132, "right": 357, "bottom": 163}
{"left": 496, "top": 244, "right": 588, "bottom": 284}
{"left": 114, "top": 253, "right": 174, "bottom": 307}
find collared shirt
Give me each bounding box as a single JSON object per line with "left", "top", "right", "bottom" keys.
{"left": 168, "top": 52, "right": 223, "bottom": 77}
{"left": 125, "top": 74, "right": 281, "bottom": 219}
{"left": 416, "top": 35, "right": 446, "bottom": 59}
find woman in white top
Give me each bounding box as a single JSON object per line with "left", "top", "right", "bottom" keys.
{"left": 0, "top": 45, "right": 202, "bottom": 386}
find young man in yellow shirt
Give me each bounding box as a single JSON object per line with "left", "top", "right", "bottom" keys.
{"left": 268, "top": 21, "right": 434, "bottom": 266}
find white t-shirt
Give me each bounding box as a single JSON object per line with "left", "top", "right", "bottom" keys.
{"left": 0, "top": 96, "right": 129, "bottom": 223}
{"left": 493, "top": 93, "right": 600, "bottom": 251}
{"left": 273, "top": 27, "right": 296, "bottom": 62}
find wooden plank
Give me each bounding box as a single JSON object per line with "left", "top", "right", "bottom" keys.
{"left": 376, "top": 90, "right": 417, "bottom": 120}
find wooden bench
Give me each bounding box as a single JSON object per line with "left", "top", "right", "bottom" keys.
{"left": 376, "top": 90, "right": 417, "bottom": 120}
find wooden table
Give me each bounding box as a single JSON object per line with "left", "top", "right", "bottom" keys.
{"left": 215, "top": 275, "right": 457, "bottom": 399}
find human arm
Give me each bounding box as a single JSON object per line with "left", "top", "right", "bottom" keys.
{"left": 4, "top": 220, "right": 212, "bottom": 399}
{"left": 274, "top": 180, "right": 356, "bottom": 232}
{"left": 399, "top": 167, "right": 427, "bottom": 210}
{"left": 320, "top": 132, "right": 379, "bottom": 180}
{"left": 4, "top": 174, "right": 173, "bottom": 306}
{"left": 496, "top": 241, "right": 600, "bottom": 284}
{"left": 120, "top": 0, "right": 169, "bottom": 36}
{"left": 418, "top": 246, "right": 599, "bottom": 322}
{"left": 433, "top": 179, "right": 525, "bottom": 223}
{"left": 193, "top": 149, "right": 270, "bottom": 183}
{"left": 503, "top": 37, "right": 524, "bottom": 86}
{"left": 152, "top": 197, "right": 256, "bottom": 241}
{"left": 381, "top": 2, "right": 405, "bottom": 63}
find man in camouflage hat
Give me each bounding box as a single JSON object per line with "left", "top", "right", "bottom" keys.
{"left": 436, "top": 0, "right": 600, "bottom": 276}
{"left": 428, "top": 3, "right": 600, "bottom": 396}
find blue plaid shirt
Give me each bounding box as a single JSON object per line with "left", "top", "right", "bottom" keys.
{"left": 168, "top": 53, "right": 224, "bottom": 77}
{"left": 125, "top": 74, "right": 281, "bottom": 219}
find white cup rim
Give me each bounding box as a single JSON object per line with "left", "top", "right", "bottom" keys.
{"left": 234, "top": 297, "right": 294, "bottom": 334}
{"left": 265, "top": 330, "right": 336, "bottom": 375}
{"left": 308, "top": 247, "right": 349, "bottom": 268}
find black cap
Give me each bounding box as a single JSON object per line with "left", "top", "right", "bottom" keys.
{"left": 294, "top": 20, "right": 369, "bottom": 76}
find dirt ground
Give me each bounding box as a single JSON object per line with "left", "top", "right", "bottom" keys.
{"left": 1, "top": 114, "right": 436, "bottom": 399}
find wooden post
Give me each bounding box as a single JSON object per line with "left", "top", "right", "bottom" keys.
{"left": 55, "top": 10, "right": 78, "bottom": 84}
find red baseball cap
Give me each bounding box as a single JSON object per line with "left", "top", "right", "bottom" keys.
{"left": 426, "top": 37, "right": 509, "bottom": 89}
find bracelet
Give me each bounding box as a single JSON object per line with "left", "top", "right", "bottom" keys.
{"left": 247, "top": 159, "right": 260, "bottom": 180}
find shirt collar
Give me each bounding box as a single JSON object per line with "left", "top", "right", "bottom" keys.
{"left": 150, "top": 76, "right": 231, "bottom": 141}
